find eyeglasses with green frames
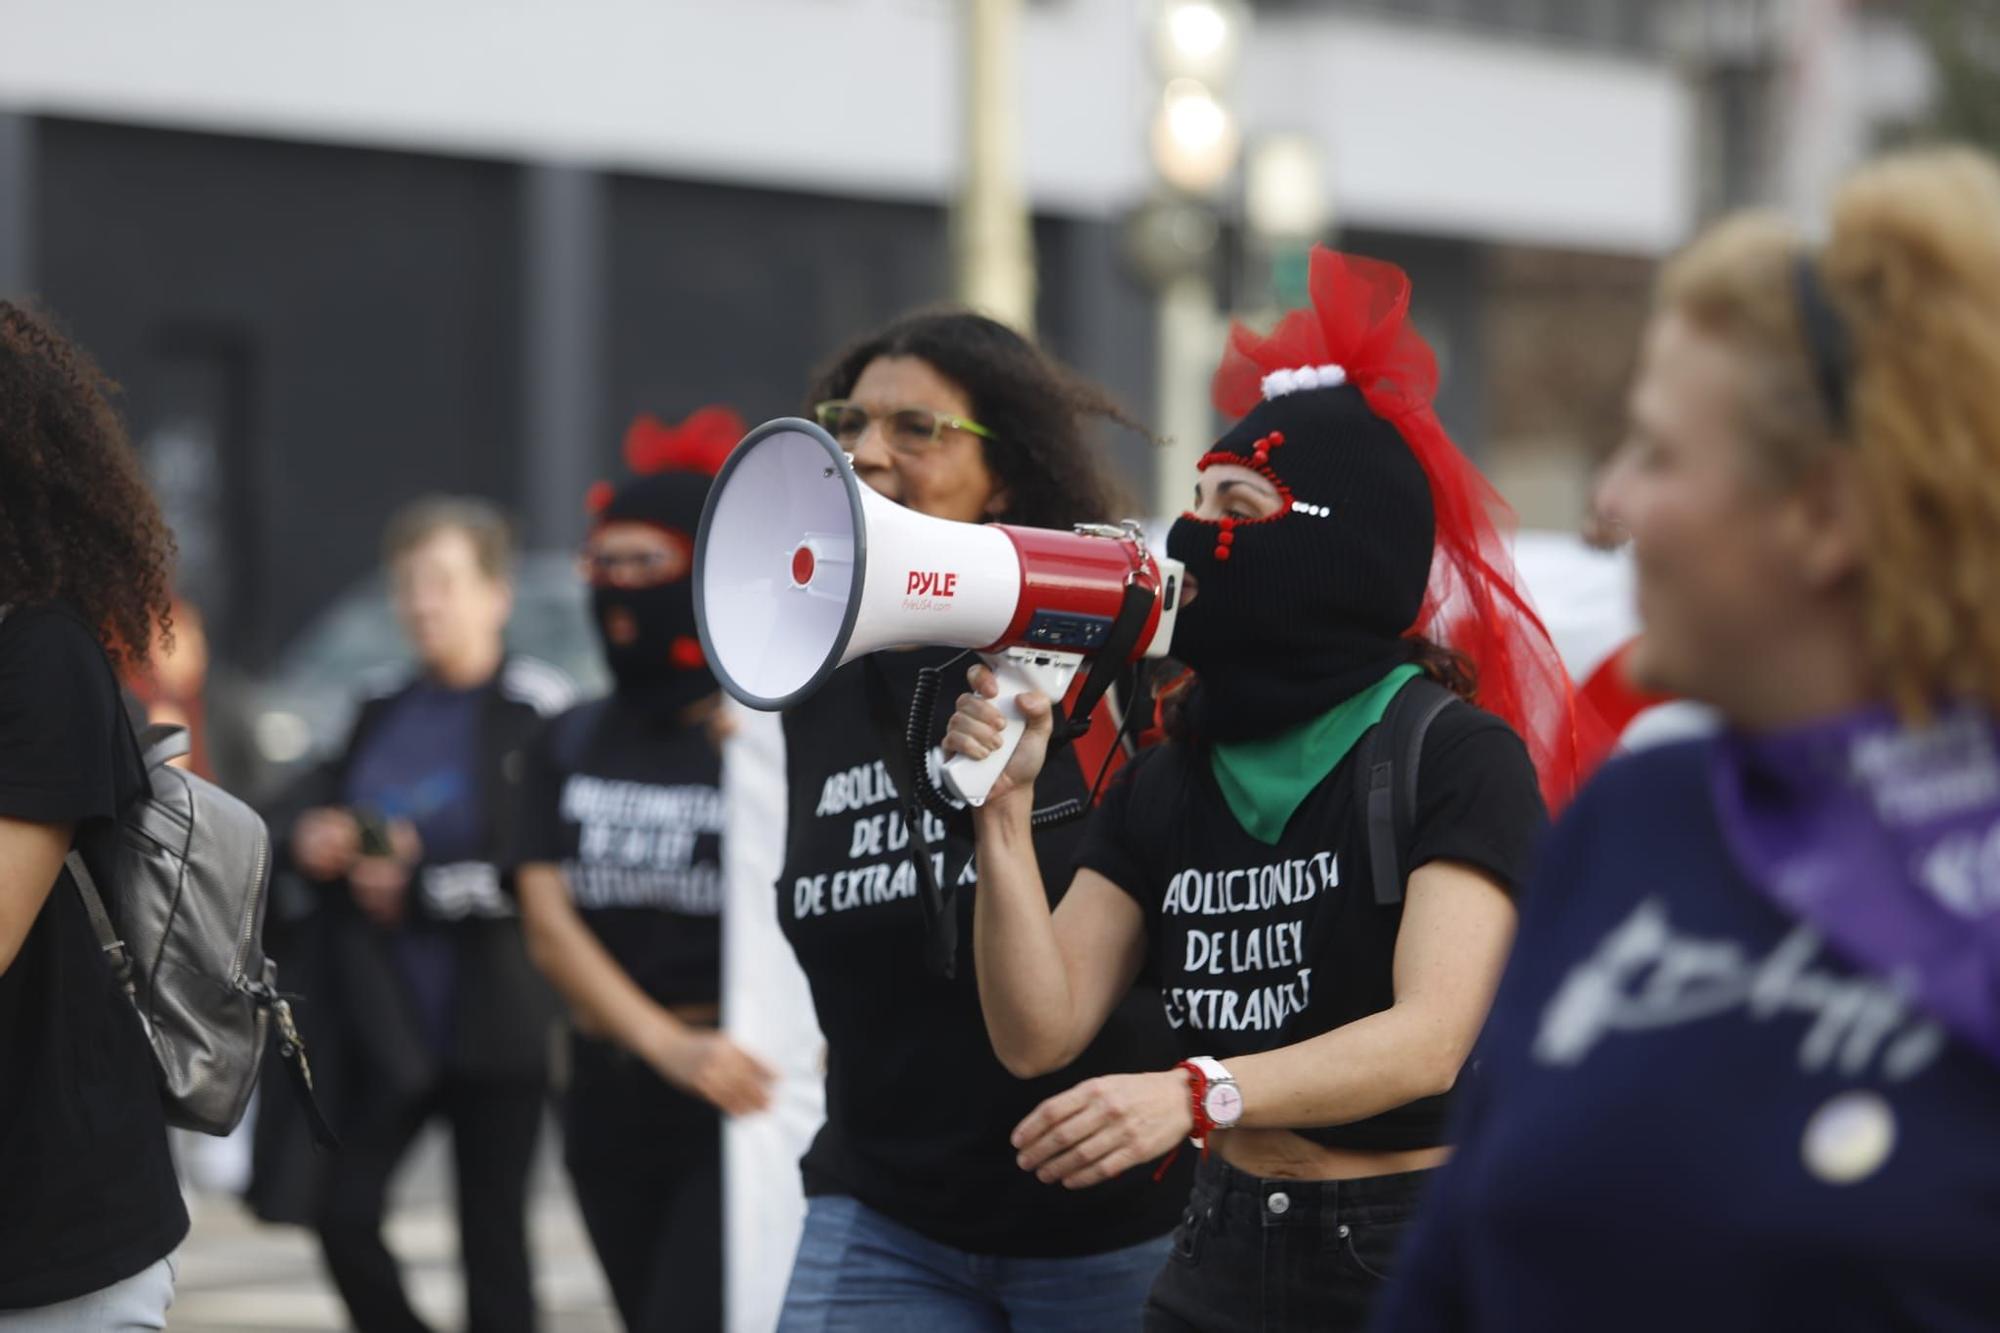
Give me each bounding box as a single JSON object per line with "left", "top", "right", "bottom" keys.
{"left": 813, "top": 400, "right": 995, "bottom": 456}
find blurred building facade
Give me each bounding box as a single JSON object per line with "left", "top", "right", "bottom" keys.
{"left": 0, "top": 0, "right": 1952, "bottom": 696}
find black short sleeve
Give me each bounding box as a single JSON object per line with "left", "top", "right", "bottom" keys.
{"left": 0, "top": 605, "right": 144, "bottom": 825}
{"left": 1073, "top": 745, "right": 1179, "bottom": 909}
{"left": 1407, "top": 704, "right": 1547, "bottom": 897}
{"left": 510, "top": 713, "right": 570, "bottom": 870}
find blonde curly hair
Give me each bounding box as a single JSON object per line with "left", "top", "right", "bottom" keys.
{"left": 1659, "top": 145, "right": 2000, "bottom": 720}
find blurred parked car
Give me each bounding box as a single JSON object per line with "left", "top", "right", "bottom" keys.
{"left": 240, "top": 552, "right": 609, "bottom": 803}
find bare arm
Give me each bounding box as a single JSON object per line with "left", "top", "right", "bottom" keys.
{"left": 1014, "top": 858, "right": 1517, "bottom": 1188}
{"left": 949, "top": 663, "right": 1150, "bottom": 1079}
{"left": 972, "top": 802, "right": 1149, "bottom": 1077}
{"left": 517, "top": 861, "right": 774, "bottom": 1115}
{"left": 0, "top": 817, "right": 74, "bottom": 975}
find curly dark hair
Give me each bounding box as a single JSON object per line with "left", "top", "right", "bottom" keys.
{"left": 804, "top": 308, "right": 1141, "bottom": 531}
{"left": 0, "top": 302, "right": 175, "bottom": 667}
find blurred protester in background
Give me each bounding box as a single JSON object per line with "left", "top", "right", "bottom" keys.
{"left": 512, "top": 409, "right": 774, "bottom": 1333}
{"left": 1379, "top": 145, "right": 2000, "bottom": 1330}
{"left": 946, "top": 249, "right": 1575, "bottom": 1333}
{"left": 772, "top": 312, "right": 1189, "bottom": 1330}
{"left": 272, "top": 497, "right": 571, "bottom": 1333}
{"left": 0, "top": 303, "right": 185, "bottom": 1328}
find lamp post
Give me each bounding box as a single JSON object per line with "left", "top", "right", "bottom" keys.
{"left": 954, "top": 0, "right": 1037, "bottom": 333}
{"left": 1133, "top": 0, "right": 1247, "bottom": 519}
{"left": 1243, "top": 132, "right": 1330, "bottom": 316}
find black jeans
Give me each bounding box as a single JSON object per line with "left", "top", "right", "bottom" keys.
{"left": 1144, "top": 1153, "right": 1432, "bottom": 1333}
{"left": 315, "top": 1074, "right": 545, "bottom": 1333}
{"left": 562, "top": 1036, "right": 723, "bottom": 1333}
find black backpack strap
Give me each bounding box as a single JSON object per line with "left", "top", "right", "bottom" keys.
{"left": 1364, "top": 677, "right": 1457, "bottom": 907}
{"left": 861, "top": 659, "right": 960, "bottom": 980}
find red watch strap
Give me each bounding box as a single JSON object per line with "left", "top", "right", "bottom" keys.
{"left": 1154, "top": 1060, "right": 1215, "bottom": 1183}
{"left": 1179, "top": 1060, "right": 1215, "bottom": 1149}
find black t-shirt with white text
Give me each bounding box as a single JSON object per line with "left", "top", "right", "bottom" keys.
{"left": 778, "top": 649, "right": 1188, "bottom": 1258}
{"left": 1076, "top": 696, "right": 1543, "bottom": 1151}
{"left": 0, "top": 605, "right": 188, "bottom": 1308}
{"left": 515, "top": 697, "right": 723, "bottom": 1009}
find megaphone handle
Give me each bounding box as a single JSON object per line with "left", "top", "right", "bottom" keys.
{"left": 940, "top": 649, "right": 1085, "bottom": 807}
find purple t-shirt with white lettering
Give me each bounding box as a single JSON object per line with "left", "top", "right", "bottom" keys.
{"left": 1377, "top": 739, "right": 2000, "bottom": 1332}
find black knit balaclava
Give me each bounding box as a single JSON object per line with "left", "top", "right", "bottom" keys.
{"left": 1165, "top": 374, "right": 1435, "bottom": 742}
{"left": 592, "top": 470, "right": 718, "bottom": 719}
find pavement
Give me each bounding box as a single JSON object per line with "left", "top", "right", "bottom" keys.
{"left": 168, "top": 1123, "right": 618, "bottom": 1332}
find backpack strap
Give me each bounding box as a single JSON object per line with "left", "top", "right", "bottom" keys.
{"left": 1363, "top": 677, "right": 1458, "bottom": 907}
{"left": 137, "top": 723, "right": 191, "bottom": 769}
{"left": 64, "top": 850, "right": 138, "bottom": 999}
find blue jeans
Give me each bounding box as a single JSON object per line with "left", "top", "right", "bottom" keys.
{"left": 778, "top": 1195, "right": 1169, "bottom": 1333}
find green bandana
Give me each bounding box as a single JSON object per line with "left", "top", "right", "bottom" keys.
{"left": 1209, "top": 664, "right": 1424, "bottom": 845}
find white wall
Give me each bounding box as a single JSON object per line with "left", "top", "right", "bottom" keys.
{"left": 0, "top": 0, "right": 1693, "bottom": 252}
{"left": 1239, "top": 13, "right": 1695, "bottom": 253}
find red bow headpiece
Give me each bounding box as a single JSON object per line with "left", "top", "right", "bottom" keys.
{"left": 586, "top": 406, "right": 747, "bottom": 517}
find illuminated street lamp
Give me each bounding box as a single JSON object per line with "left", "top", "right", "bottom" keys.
{"left": 1156, "top": 0, "right": 1248, "bottom": 87}
{"left": 1245, "top": 132, "right": 1329, "bottom": 310}
{"left": 1138, "top": 0, "right": 1248, "bottom": 516}
{"left": 1152, "top": 78, "right": 1242, "bottom": 197}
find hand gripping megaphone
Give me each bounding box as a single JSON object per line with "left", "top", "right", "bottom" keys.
{"left": 693, "top": 419, "right": 1183, "bottom": 806}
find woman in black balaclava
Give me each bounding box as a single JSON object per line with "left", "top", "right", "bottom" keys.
{"left": 512, "top": 409, "right": 774, "bottom": 1333}
{"left": 945, "top": 249, "right": 1585, "bottom": 1332}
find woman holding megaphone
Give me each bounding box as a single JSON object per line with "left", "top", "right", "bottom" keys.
{"left": 772, "top": 312, "right": 1190, "bottom": 1330}
{"left": 943, "top": 250, "right": 1585, "bottom": 1332}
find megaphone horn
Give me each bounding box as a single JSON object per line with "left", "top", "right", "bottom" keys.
{"left": 693, "top": 419, "right": 1184, "bottom": 806}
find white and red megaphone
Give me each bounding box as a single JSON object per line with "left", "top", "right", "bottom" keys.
{"left": 694, "top": 419, "right": 1183, "bottom": 805}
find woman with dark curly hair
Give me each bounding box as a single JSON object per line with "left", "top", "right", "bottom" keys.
{"left": 0, "top": 302, "right": 185, "bottom": 1329}
{"left": 772, "top": 310, "right": 1190, "bottom": 1330}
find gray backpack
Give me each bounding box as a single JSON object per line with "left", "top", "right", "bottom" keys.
{"left": 67, "top": 722, "right": 326, "bottom": 1140}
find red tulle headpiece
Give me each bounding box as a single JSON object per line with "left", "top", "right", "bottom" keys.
{"left": 1214, "top": 248, "right": 1598, "bottom": 809}
{"left": 586, "top": 406, "right": 747, "bottom": 518}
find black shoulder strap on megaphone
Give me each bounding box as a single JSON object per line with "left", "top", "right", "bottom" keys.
{"left": 861, "top": 658, "right": 960, "bottom": 980}
{"left": 1053, "top": 580, "right": 1157, "bottom": 749}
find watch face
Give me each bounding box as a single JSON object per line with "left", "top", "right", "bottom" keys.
{"left": 1205, "top": 1083, "right": 1244, "bottom": 1127}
